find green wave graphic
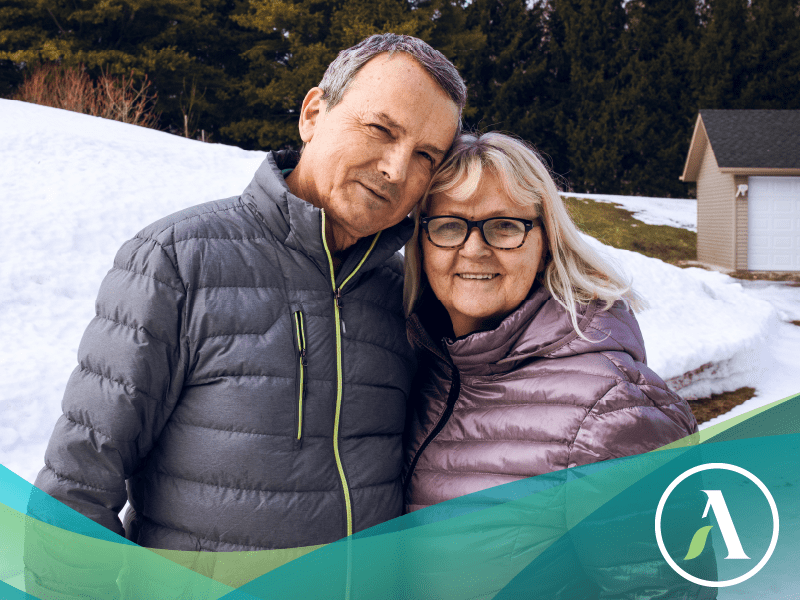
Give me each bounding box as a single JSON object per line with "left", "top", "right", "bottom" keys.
{"left": 1, "top": 391, "right": 797, "bottom": 598}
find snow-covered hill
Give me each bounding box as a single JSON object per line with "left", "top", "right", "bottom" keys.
{"left": 2, "top": 99, "right": 799, "bottom": 483}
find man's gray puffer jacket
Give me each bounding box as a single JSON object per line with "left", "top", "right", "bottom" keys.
{"left": 34, "top": 151, "right": 416, "bottom": 551}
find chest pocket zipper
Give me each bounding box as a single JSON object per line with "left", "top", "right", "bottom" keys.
{"left": 292, "top": 310, "right": 307, "bottom": 449}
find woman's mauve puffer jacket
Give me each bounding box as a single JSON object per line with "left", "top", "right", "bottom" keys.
{"left": 404, "top": 284, "right": 700, "bottom": 511}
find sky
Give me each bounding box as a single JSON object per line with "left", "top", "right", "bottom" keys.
{"left": 1, "top": 98, "right": 799, "bottom": 485}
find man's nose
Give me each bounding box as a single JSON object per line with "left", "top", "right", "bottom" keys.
{"left": 378, "top": 143, "right": 411, "bottom": 183}
{"left": 460, "top": 227, "right": 492, "bottom": 257}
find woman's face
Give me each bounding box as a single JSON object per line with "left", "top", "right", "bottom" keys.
{"left": 422, "top": 171, "right": 546, "bottom": 337}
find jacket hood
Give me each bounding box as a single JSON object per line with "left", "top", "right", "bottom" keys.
{"left": 242, "top": 151, "right": 414, "bottom": 286}
{"left": 409, "top": 284, "right": 647, "bottom": 377}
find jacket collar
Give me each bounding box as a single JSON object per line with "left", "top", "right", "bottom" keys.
{"left": 242, "top": 151, "right": 414, "bottom": 287}
{"left": 411, "top": 284, "right": 646, "bottom": 377}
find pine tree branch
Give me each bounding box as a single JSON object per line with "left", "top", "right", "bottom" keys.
{"left": 45, "top": 7, "right": 67, "bottom": 37}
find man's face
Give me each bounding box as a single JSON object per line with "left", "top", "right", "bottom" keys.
{"left": 297, "top": 53, "right": 460, "bottom": 241}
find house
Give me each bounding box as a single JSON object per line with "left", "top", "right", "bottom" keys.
{"left": 680, "top": 110, "right": 800, "bottom": 272}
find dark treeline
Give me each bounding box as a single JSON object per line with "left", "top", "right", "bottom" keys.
{"left": 2, "top": 0, "right": 798, "bottom": 196}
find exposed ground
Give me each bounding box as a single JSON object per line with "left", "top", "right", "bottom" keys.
{"left": 688, "top": 387, "right": 756, "bottom": 425}
{"left": 563, "top": 196, "right": 696, "bottom": 265}
{"left": 728, "top": 271, "right": 800, "bottom": 284}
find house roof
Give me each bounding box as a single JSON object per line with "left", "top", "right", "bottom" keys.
{"left": 680, "top": 110, "right": 800, "bottom": 181}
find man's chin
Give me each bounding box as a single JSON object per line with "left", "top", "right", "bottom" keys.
{"left": 330, "top": 206, "right": 401, "bottom": 240}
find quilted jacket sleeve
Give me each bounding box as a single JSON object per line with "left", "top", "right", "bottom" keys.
{"left": 33, "top": 232, "right": 188, "bottom": 536}
{"left": 568, "top": 356, "right": 699, "bottom": 468}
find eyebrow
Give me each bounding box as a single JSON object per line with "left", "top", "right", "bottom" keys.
{"left": 372, "top": 112, "right": 448, "bottom": 159}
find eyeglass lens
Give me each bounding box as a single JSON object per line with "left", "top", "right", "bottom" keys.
{"left": 427, "top": 217, "right": 527, "bottom": 249}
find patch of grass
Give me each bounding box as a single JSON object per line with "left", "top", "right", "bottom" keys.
{"left": 689, "top": 387, "right": 756, "bottom": 424}
{"left": 563, "top": 196, "right": 696, "bottom": 265}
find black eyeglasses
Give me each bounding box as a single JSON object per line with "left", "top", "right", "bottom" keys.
{"left": 420, "top": 216, "right": 540, "bottom": 250}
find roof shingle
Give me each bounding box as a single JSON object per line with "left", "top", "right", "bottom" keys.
{"left": 701, "top": 109, "right": 800, "bottom": 169}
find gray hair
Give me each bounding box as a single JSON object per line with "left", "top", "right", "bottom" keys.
{"left": 319, "top": 33, "right": 467, "bottom": 119}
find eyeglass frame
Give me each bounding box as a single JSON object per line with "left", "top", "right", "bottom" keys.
{"left": 419, "top": 215, "right": 541, "bottom": 250}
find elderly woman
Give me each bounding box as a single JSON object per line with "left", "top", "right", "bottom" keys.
{"left": 399, "top": 133, "right": 715, "bottom": 598}
{"left": 402, "top": 132, "right": 700, "bottom": 511}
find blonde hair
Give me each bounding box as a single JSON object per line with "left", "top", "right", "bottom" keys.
{"left": 403, "top": 131, "right": 643, "bottom": 337}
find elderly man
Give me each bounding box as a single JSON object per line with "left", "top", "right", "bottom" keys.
{"left": 34, "top": 33, "right": 465, "bottom": 552}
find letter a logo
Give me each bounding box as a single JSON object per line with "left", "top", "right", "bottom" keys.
{"left": 698, "top": 490, "right": 749, "bottom": 559}
{"left": 656, "top": 463, "right": 779, "bottom": 587}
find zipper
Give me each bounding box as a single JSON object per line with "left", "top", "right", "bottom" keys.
{"left": 292, "top": 310, "right": 307, "bottom": 448}
{"left": 403, "top": 366, "right": 461, "bottom": 495}
{"left": 320, "top": 209, "right": 381, "bottom": 538}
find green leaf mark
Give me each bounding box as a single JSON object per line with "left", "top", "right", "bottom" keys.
{"left": 684, "top": 525, "right": 714, "bottom": 561}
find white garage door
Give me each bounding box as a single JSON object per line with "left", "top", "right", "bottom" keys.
{"left": 748, "top": 176, "right": 800, "bottom": 271}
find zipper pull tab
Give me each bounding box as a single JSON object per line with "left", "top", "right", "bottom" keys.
{"left": 334, "top": 288, "right": 343, "bottom": 309}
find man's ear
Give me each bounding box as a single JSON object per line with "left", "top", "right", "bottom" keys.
{"left": 298, "top": 88, "right": 326, "bottom": 143}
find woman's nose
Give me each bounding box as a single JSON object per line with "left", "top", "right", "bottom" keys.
{"left": 460, "top": 227, "right": 492, "bottom": 257}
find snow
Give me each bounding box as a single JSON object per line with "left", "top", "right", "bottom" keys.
{"left": 1, "top": 99, "right": 799, "bottom": 484}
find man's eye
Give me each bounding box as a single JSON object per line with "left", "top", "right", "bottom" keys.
{"left": 370, "top": 124, "right": 389, "bottom": 134}
{"left": 419, "top": 152, "right": 435, "bottom": 166}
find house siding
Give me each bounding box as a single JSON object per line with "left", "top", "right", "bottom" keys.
{"left": 697, "top": 145, "right": 736, "bottom": 270}
{"left": 734, "top": 175, "right": 749, "bottom": 270}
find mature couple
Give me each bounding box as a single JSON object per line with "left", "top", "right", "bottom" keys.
{"left": 34, "top": 34, "right": 706, "bottom": 597}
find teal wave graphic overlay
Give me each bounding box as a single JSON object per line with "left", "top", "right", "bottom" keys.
{"left": 227, "top": 442, "right": 712, "bottom": 599}
{"left": 704, "top": 392, "right": 800, "bottom": 444}
{"left": 0, "top": 465, "right": 135, "bottom": 546}
{"left": 0, "top": 580, "right": 39, "bottom": 599}
{"left": 2, "top": 392, "right": 797, "bottom": 599}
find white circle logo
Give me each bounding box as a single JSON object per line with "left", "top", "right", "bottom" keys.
{"left": 655, "top": 463, "right": 779, "bottom": 587}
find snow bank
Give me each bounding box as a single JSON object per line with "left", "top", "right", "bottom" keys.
{"left": 585, "top": 238, "right": 777, "bottom": 399}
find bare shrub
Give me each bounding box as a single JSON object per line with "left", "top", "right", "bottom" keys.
{"left": 13, "top": 63, "right": 159, "bottom": 128}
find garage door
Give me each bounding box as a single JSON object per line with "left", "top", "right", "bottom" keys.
{"left": 748, "top": 176, "right": 800, "bottom": 271}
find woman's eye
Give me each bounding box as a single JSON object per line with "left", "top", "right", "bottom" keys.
{"left": 419, "top": 152, "right": 435, "bottom": 165}
{"left": 489, "top": 220, "right": 524, "bottom": 236}
{"left": 430, "top": 220, "right": 463, "bottom": 236}
{"left": 437, "top": 222, "right": 461, "bottom": 232}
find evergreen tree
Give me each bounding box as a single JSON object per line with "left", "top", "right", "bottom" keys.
{"left": 693, "top": 0, "right": 749, "bottom": 108}
{"left": 0, "top": 1, "right": 49, "bottom": 96}
{"left": 737, "top": 0, "right": 800, "bottom": 109}
{"left": 224, "top": 0, "right": 432, "bottom": 149}
{"left": 459, "top": 0, "right": 560, "bottom": 170}
{"left": 420, "top": 0, "right": 485, "bottom": 125}
{"left": 616, "top": 0, "right": 699, "bottom": 196}
{"left": 552, "top": 0, "right": 628, "bottom": 193}
{"left": 0, "top": 0, "right": 256, "bottom": 139}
